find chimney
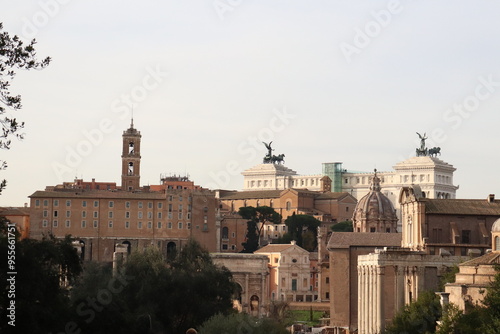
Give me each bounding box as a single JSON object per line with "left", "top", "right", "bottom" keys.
{"left": 488, "top": 194, "right": 495, "bottom": 203}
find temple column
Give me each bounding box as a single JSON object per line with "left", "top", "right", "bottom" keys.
{"left": 395, "top": 265, "right": 406, "bottom": 311}
{"left": 364, "top": 266, "right": 369, "bottom": 334}
{"left": 377, "top": 266, "right": 385, "bottom": 333}
{"left": 245, "top": 273, "right": 249, "bottom": 313}
{"left": 358, "top": 267, "right": 363, "bottom": 334}
{"left": 261, "top": 272, "right": 266, "bottom": 317}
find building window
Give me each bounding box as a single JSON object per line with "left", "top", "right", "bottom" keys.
{"left": 326, "top": 292, "right": 330, "bottom": 299}
{"left": 168, "top": 222, "right": 172, "bottom": 229}
{"left": 187, "top": 223, "right": 191, "bottom": 229}
{"left": 168, "top": 204, "right": 172, "bottom": 212}
{"left": 42, "top": 220, "right": 48, "bottom": 227}
{"left": 81, "top": 220, "right": 86, "bottom": 228}
{"left": 179, "top": 196, "right": 183, "bottom": 202}
{"left": 66, "top": 200, "right": 71, "bottom": 207}
{"left": 157, "top": 222, "right": 162, "bottom": 229}
{"left": 147, "top": 202, "right": 153, "bottom": 209}
{"left": 158, "top": 212, "right": 162, "bottom": 219}
{"left": 93, "top": 201, "right": 99, "bottom": 207}
{"left": 232, "top": 232, "right": 235, "bottom": 238}
{"left": 66, "top": 211, "right": 71, "bottom": 218}
{"left": 138, "top": 202, "right": 143, "bottom": 209}
{"left": 125, "top": 212, "right": 130, "bottom": 218}
{"left": 286, "top": 201, "right": 291, "bottom": 211}
{"left": 326, "top": 277, "right": 330, "bottom": 284}
{"left": 108, "top": 221, "right": 113, "bottom": 228}
{"left": 54, "top": 210, "right": 58, "bottom": 217}
{"left": 370, "top": 227, "right": 376, "bottom": 233}
{"left": 222, "top": 227, "right": 229, "bottom": 239}
{"left": 222, "top": 244, "right": 228, "bottom": 250}
{"left": 168, "top": 212, "right": 172, "bottom": 219}
{"left": 125, "top": 201, "right": 130, "bottom": 208}
{"left": 109, "top": 201, "right": 114, "bottom": 208}
{"left": 168, "top": 195, "right": 173, "bottom": 201}
{"left": 178, "top": 222, "right": 183, "bottom": 229}
{"left": 178, "top": 212, "right": 183, "bottom": 219}
{"left": 65, "top": 220, "right": 70, "bottom": 228}
{"left": 53, "top": 220, "right": 58, "bottom": 228}
{"left": 138, "top": 221, "right": 143, "bottom": 229}
{"left": 158, "top": 202, "right": 163, "bottom": 209}
{"left": 125, "top": 221, "right": 130, "bottom": 229}
{"left": 147, "top": 212, "right": 153, "bottom": 219}
{"left": 147, "top": 222, "right": 152, "bottom": 229}
{"left": 187, "top": 212, "right": 191, "bottom": 220}
{"left": 82, "top": 211, "right": 87, "bottom": 218}
{"left": 138, "top": 212, "right": 143, "bottom": 219}
{"left": 54, "top": 200, "right": 59, "bottom": 207}
{"left": 43, "top": 199, "right": 48, "bottom": 207}
{"left": 43, "top": 210, "right": 48, "bottom": 218}
{"left": 462, "top": 230, "right": 471, "bottom": 244}
{"left": 231, "top": 245, "right": 236, "bottom": 250}
{"left": 93, "top": 211, "right": 98, "bottom": 218}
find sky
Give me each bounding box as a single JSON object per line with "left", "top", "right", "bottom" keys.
{"left": 1, "top": 0, "right": 500, "bottom": 206}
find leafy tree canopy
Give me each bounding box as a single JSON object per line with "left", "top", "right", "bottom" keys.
{"left": 331, "top": 220, "right": 353, "bottom": 232}
{"left": 284, "top": 214, "right": 321, "bottom": 251}
{"left": 68, "top": 239, "right": 237, "bottom": 334}
{"left": 239, "top": 206, "right": 281, "bottom": 253}
{"left": 0, "top": 218, "right": 82, "bottom": 333}
{"left": 0, "top": 22, "right": 51, "bottom": 193}
{"left": 198, "top": 312, "right": 288, "bottom": 334}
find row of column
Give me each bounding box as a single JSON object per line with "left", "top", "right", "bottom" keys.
{"left": 358, "top": 265, "right": 384, "bottom": 334}
{"left": 358, "top": 264, "right": 426, "bottom": 334}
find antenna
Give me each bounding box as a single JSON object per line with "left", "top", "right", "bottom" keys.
{"left": 131, "top": 107, "right": 134, "bottom": 128}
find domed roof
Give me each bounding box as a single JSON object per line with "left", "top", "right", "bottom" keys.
{"left": 353, "top": 170, "right": 398, "bottom": 223}
{"left": 492, "top": 218, "right": 500, "bottom": 233}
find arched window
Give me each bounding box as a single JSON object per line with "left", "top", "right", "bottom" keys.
{"left": 495, "top": 236, "right": 500, "bottom": 251}
{"left": 122, "top": 240, "right": 131, "bottom": 254}
{"left": 128, "top": 142, "right": 134, "bottom": 154}
{"left": 286, "top": 201, "right": 291, "bottom": 211}
{"left": 167, "top": 242, "right": 176, "bottom": 259}
{"left": 128, "top": 162, "right": 134, "bottom": 175}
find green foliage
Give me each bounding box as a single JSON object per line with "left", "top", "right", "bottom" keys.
{"left": 239, "top": 206, "right": 282, "bottom": 252}
{"left": 331, "top": 220, "right": 353, "bottom": 232}
{"left": 284, "top": 214, "right": 321, "bottom": 251}
{"left": 438, "top": 264, "right": 459, "bottom": 291}
{"left": 0, "top": 218, "right": 82, "bottom": 333}
{"left": 436, "top": 303, "right": 483, "bottom": 334}
{"left": 384, "top": 291, "right": 441, "bottom": 334}
{"left": 0, "top": 22, "right": 50, "bottom": 193}
{"left": 68, "top": 239, "right": 237, "bottom": 334}
{"left": 198, "top": 312, "right": 288, "bottom": 334}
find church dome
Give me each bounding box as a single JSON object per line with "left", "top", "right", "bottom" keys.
{"left": 492, "top": 218, "right": 500, "bottom": 233}
{"left": 352, "top": 170, "right": 398, "bottom": 233}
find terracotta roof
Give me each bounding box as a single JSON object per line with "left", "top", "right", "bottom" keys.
{"left": 30, "top": 190, "right": 168, "bottom": 200}
{"left": 219, "top": 190, "right": 283, "bottom": 200}
{"left": 459, "top": 251, "right": 500, "bottom": 266}
{"left": 0, "top": 207, "right": 29, "bottom": 216}
{"left": 327, "top": 232, "right": 402, "bottom": 250}
{"left": 255, "top": 243, "right": 302, "bottom": 253}
{"left": 315, "top": 192, "right": 352, "bottom": 200}
{"left": 422, "top": 199, "right": 500, "bottom": 216}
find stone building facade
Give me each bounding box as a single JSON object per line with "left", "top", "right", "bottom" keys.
{"left": 211, "top": 253, "right": 269, "bottom": 317}
{"left": 255, "top": 241, "right": 316, "bottom": 302}
{"left": 29, "top": 122, "right": 219, "bottom": 261}
{"left": 446, "top": 218, "right": 500, "bottom": 311}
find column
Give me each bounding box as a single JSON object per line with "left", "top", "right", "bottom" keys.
{"left": 261, "top": 272, "right": 266, "bottom": 317}
{"left": 364, "top": 266, "right": 369, "bottom": 334}
{"left": 395, "top": 266, "right": 405, "bottom": 311}
{"left": 377, "top": 266, "right": 385, "bottom": 333}
{"left": 358, "top": 266, "right": 364, "bottom": 334}
{"left": 245, "top": 273, "right": 249, "bottom": 313}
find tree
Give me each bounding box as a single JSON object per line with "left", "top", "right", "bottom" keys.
{"left": 331, "top": 220, "right": 353, "bottom": 232}
{"left": 284, "top": 214, "right": 321, "bottom": 251}
{"left": 68, "top": 239, "right": 237, "bottom": 334}
{"left": 239, "top": 206, "right": 281, "bottom": 252}
{"left": 384, "top": 290, "right": 441, "bottom": 334}
{"left": 0, "top": 22, "right": 50, "bottom": 193}
{"left": 0, "top": 218, "right": 82, "bottom": 333}
{"left": 198, "top": 312, "right": 288, "bottom": 334}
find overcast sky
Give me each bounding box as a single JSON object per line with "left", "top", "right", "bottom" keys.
{"left": 1, "top": 0, "right": 500, "bottom": 206}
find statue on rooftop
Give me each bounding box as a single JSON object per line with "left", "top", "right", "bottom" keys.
{"left": 416, "top": 132, "right": 428, "bottom": 156}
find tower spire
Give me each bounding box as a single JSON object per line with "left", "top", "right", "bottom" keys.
{"left": 130, "top": 108, "right": 134, "bottom": 129}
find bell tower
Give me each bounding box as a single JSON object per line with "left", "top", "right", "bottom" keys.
{"left": 121, "top": 119, "right": 141, "bottom": 191}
